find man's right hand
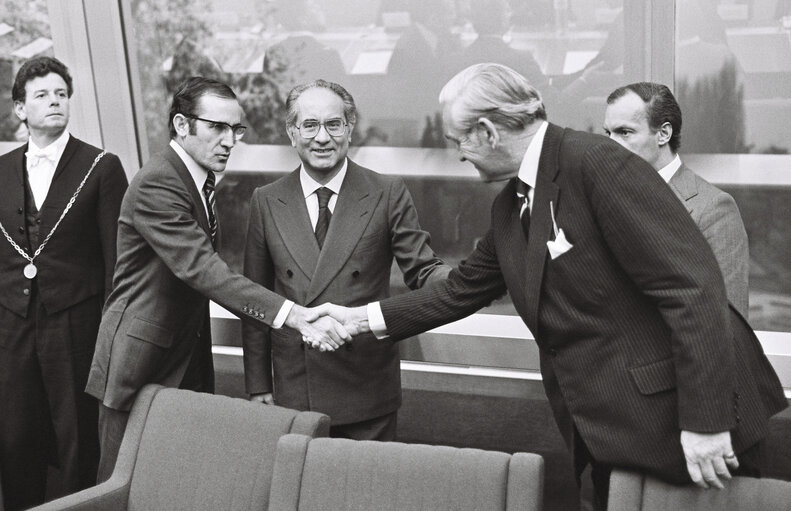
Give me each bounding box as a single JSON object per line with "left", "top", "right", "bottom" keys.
{"left": 313, "top": 303, "right": 370, "bottom": 337}
{"left": 284, "top": 304, "right": 351, "bottom": 351}
{"left": 250, "top": 392, "right": 274, "bottom": 405}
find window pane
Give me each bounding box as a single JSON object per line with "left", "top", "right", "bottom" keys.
{"left": 0, "top": 0, "right": 53, "bottom": 142}
{"left": 675, "top": 0, "right": 791, "bottom": 331}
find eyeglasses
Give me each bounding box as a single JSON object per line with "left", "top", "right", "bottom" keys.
{"left": 183, "top": 114, "right": 247, "bottom": 141}
{"left": 295, "top": 118, "right": 347, "bottom": 138}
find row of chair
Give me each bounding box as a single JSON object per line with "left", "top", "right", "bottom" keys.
{"left": 18, "top": 384, "right": 791, "bottom": 510}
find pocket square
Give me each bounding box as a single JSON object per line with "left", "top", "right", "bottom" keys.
{"left": 547, "top": 228, "right": 573, "bottom": 259}
{"left": 547, "top": 201, "right": 573, "bottom": 259}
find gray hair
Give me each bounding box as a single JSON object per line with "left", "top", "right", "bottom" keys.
{"left": 285, "top": 79, "right": 357, "bottom": 127}
{"left": 439, "top": 63, "right": 546, "bottom": 133}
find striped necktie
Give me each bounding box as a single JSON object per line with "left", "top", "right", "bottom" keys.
{"left": 315, "top": 187, "right": 333, "bottom": 249}
{"left": 516, "top": 179, "right": 531, "bottom": 238}
{"left": 203, "top": 171, "right": 217, "bottom": 245}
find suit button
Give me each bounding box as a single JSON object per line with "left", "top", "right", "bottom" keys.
{"left": 36, "top": 218, "right": 41, "bottom": 224}
{"left": 242, "top": 306, "right": 249, "bottom": 313}
{"left": 18, "top": 226, "right": 24, "bottom": 234}
{"left": 286, "top": 269, "right": 293, "bottom": 277}
{"left": 196, "top": 331, "right": 201, "bottom": 338}
{"left": 352, "top": 270, "right": 360, "bottom": 278}
{"left": 17, "top": 207, "right": 23, "bottom": 214}
{"left": 23, "top": 288, "right": 30, "bottom": 296}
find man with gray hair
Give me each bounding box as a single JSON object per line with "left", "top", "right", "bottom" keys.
{"left": 320, "top": 63, "right": 786, "bottom": 509}
{"left": 241, "top": 79, "right": 449, "bottom": 440}
{"left": 604, "top": 82, "right": 749, "bottom": 317}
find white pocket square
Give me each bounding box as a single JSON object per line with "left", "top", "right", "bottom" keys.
{"left": 547, "top": 228, "right": 573, "bottom": 259}
{"left": 547, "top": 201, "right": 573, "bottom": 259}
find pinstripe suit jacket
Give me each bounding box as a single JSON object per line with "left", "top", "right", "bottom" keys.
{"left": 668, "top": 164, "right": 749, "bottom": 317}
{"left": 379, "top": 124, "right": 786, "bottom": 483}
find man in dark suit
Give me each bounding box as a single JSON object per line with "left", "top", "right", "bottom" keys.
{"left": 85, "top": 77, "right": 350, "bottom": 481}
{"left": 242, "top": 80, "right": 449, "bottom": 441}
{"left": 604, "top": 82, "right": 749, "bottom": 317}
{"left": 319, "top": 63, "right": 786, "bottom": 509}
{"left": 0, "top": 56, "right": 127, "bottom": 511}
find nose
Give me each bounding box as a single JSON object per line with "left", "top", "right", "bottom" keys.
{"left": 314, "top": 124, "right": 331, "bottom": 143}
{"left": 220, "top": 127, "right": 236, "bottom": 148}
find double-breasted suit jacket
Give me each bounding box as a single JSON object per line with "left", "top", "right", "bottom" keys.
{"left": 242, "top": 160, "right": 449, "bottom": 425}
{"left": 86, "top": 146, "right": 288, "bottom": 412}
{"left": 378, "top": 124, "right": 786, "bottom": 483}
{"left": 668, "top": 164, "right": 749, "bottom": 316}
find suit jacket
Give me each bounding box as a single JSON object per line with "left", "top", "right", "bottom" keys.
{"left": 242, "top": 160, "right": 449, "bottom": 424}
{"left": 668, "top": 164, "right": 749, "bottom": 316}
{"left": 379, "top": 124, "right": 786, "bottom": 483}
{"left": 0, "top": 136, "right": 127, "bottom": 317}
{"left": 86, "top": 146, "right": 288, "bottom": 412}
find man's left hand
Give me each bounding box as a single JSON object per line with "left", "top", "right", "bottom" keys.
{"left": 680, "top": 430, "right": 739, "bottom": 489}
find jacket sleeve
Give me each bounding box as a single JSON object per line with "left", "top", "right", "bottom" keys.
{"left": 132, "top": 167, "right": 287, "bottom": 327}
{"left": 387, "top": 177, "right": 452, "bottom": 289}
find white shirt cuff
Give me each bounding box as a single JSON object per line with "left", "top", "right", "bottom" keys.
{"left": 367, "top": 302, "right": 389, "bottom": 339}
{"left": 272, "top": 300, "right": 294, "bottom": 329}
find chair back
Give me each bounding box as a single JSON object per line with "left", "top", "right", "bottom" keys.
{"left": 126, "top": 387, "right": 328, "bottom": 510}
{"left": 608, "top": 469, "right": 791, "bottom": 510}
{"left": 268, "top": 434, "right": 544, "bottom": 511}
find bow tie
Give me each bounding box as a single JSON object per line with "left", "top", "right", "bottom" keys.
{"left": 26, "top": 147, "right": 58, "bottom": 167}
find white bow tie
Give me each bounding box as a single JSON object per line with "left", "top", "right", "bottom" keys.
{"left": 26, "top": 147, "right": 58, "bottom": 167}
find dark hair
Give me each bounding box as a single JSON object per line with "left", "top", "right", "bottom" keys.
{"left": 12, "top": 56, "right": 73, "bottom": 102}
{"left": 607, "top": 82, "right": 682, "bottom": 153}
{"left": 285, "top": 79, "right": 357, "bottom": 128}
{"left": 168, "top": 76, "right": 238, "bottom": 138}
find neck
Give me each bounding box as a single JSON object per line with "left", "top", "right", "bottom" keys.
{"left": 306, "top": 162, "right": 343, "bottom": 186}
{"left": 505, "top": 122, "right": 543, "bottom": 173}
{"left": 654, "top": 149, "right": 676, "bottom": 171}
{"left": 29, "top": 127, "right": 65, "bottom": 148}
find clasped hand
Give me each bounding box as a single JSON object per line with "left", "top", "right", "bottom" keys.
{"left": 284, "top": 303, "right": 369, "bottom": 351}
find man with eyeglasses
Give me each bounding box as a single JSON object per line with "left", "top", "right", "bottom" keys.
{"left": 241, "top": 79, "right": 450, "bottom": 441}
{"left": 86, "top": 77, "right": 352, "bottom": 480}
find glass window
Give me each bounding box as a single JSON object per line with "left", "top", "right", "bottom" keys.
{"left": 0, "top": 0, "right": 54, "bottom": 142}
{"left": 676, "top": 0, "right": 791, "bottom": 331}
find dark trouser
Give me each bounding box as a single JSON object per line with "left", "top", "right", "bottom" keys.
{"left": 0, "top": 293, "right": 101, "bottom": 511}
{"left": 96, "top": 404, "right": 130, "bottom": 483}
{"left": 329, "top": 411, "right": 398, "bottom": 441}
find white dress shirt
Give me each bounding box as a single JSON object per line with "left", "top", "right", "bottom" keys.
{"left": 657, "top": 153, "right": 682, "bottom": 183}
{"left": 367, "top": 122, "right": 550, "bottom": 338}
{"left": 25, "top": 130, "right": 70, "bottom": 210}
{"left": 170, "top": 140, "right": 293, "bottom": 328}
{"left": 299, "top": 159, "right": 347, "bottom": 229}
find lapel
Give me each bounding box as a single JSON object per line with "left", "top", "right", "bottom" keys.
{"left": 163, "top": 146, "right": 212, "bottom": 238}
{"left": 12, "top": 143, "right": 27, "bottom": 189}
{"left": 51, "top": 134, "right": 79, "bottom": 184}
{"left": 269, "top": 169, "right": 321, "bottom": 279}
{"left": 668, "top": 164, "right": 698, "bottom": 215}
{"left": 38, "top": 137, "right": 82, "bottom": 226}
{"left": 522, "top": 123, "right": 561, "bottom": 334}
{"left": 305, "top": 161, "right": 381, "bottom": 303}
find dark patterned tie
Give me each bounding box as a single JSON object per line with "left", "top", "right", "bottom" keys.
{"left": 516, "top": 179, "right": 531, "bottom": 238}
{"left": 203, "top": 171, "right": 217, "bottom": 245}
{"left": 315, "top": 187, "right": 333, "bottom": 249}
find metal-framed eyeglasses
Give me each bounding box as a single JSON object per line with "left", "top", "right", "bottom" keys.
{"left": 295, "top": 118, "right": 347, "bottom": 138}
{"left": 183, "top": 114, "right": 247, "bottom": 141}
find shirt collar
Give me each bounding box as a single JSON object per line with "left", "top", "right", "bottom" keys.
{"left": 300, "top": 159, "right": 348, "bottom": 199}
{"left": 516, "top": 121, "right": 548, "bottom": 188}
{"left": 26, "top": 130, "right": 70, "bottom": 162}
{"left": 170, "top": 139, "right": 211, "bottom": 192}
{"left": 657, "top": 153, "right": 682, "bottom": 183}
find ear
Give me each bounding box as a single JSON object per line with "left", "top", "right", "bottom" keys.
{"left": 346, "top": 122, "right": 355, "bottom": 144}
{"left": 13, "top": 101, "right": 27, "bottom": 123}
{"left": 286, "top": 124, "right": 297, "bottom": 147}
{"left": 656, "top": 121, "right": 672, "bottom": 147}
{"left": 173, "top": 113, "right": 190, "bottom": 138}
{"left": 476, "top": 117, "right": 500, "bottom": 149}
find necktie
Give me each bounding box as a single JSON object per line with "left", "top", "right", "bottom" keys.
{"left": 315, "top": 187, "right": 333, "bottom": 249}
{"left": 203, "top": 171, "right": 217, "bottom": 245}
{"left": 516, "top": 179, "right": 531, "bottom": 238}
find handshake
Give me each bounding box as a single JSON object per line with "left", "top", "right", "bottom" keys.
{"left": 284, "top": 303, "right": 372, "bottom": 351}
